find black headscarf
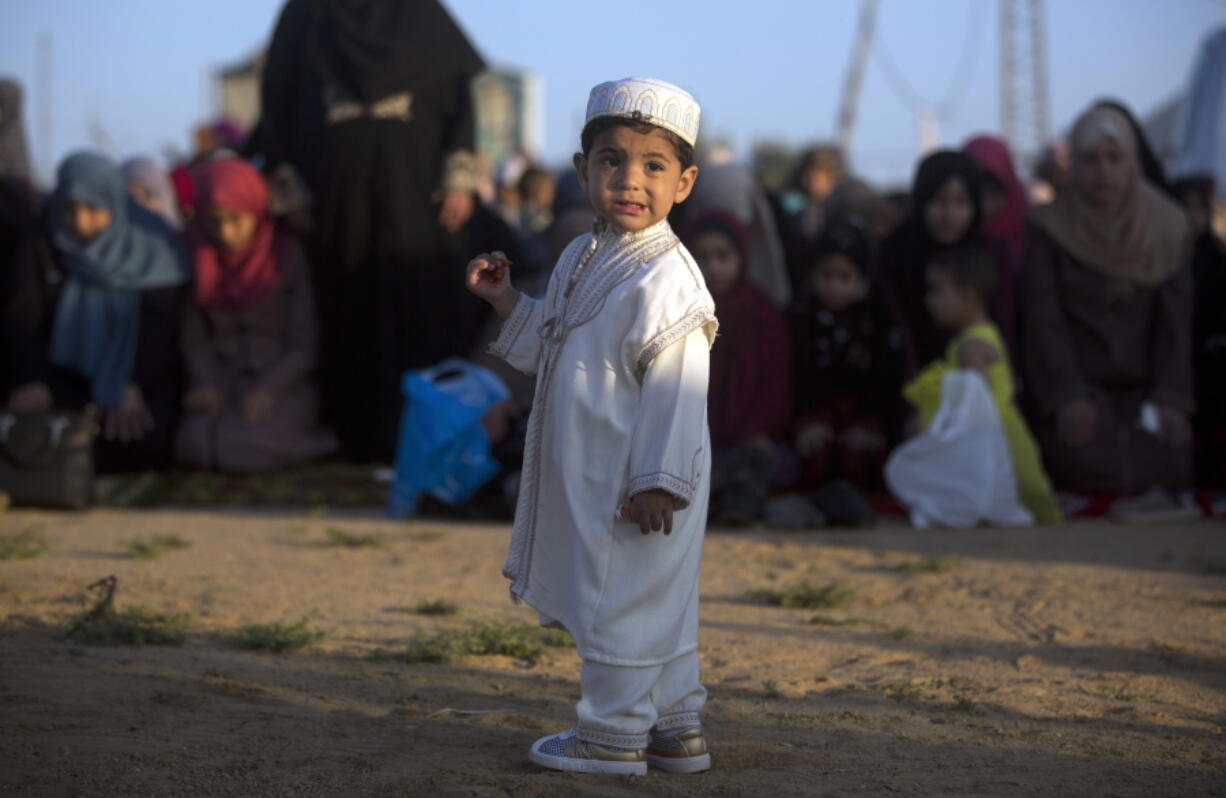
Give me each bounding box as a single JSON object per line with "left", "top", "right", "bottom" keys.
{"left": 878, "top": 150, "right": 984, "bottom": 371}
{"left": 312, "top": 0, "right": 484, "bottom": 103}
{"left": 791, "top": 220, "right": 905, "bottom": 433}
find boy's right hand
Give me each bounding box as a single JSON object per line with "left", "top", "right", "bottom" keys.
{"left": 465, "top": 251, "right": 519, "bottom": 319}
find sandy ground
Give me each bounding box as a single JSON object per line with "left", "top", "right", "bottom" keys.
{"left": 0, "top": 508, "right": 1223, "bottom": 797}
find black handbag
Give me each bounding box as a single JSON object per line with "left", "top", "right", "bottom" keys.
{"left": 0, "top": 409, "right": 98, "bottom": 509}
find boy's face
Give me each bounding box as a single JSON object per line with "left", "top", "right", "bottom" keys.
{"left": 573, "top": 125, "right": 698, "bottom": 233}
{"left": 812, "top": 253, "right": 866, "bottom": 313}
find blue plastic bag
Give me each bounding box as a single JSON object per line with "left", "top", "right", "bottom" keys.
{"left": 388, "top": 358, "right": 510, "bottom": 517}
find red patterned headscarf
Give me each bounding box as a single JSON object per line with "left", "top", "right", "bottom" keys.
{"left": 191, "top": 158, "right": 285, "bottom": 309}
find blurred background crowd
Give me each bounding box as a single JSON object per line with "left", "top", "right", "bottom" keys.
{"left": 0, "top": 0, "right": 1223, "bottom": 524}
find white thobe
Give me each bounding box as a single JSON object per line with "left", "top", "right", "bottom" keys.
{"left": 490, "top": 218, "right": 717, "bottom": 668}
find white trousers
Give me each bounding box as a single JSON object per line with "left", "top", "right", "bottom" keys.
{"left": 574, "top": 649, "right": 706, "bottom": 749}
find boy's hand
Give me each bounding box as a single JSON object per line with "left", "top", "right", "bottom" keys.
{"left": 629, "top": 489, "right": 674, "bottom": 535}
{"left": 465, "top": 251, "right": 519, "bottom": 319}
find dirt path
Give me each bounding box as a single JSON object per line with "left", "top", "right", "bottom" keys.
{"left": 1, "top": 508, "right": 1223, "bottom": 796}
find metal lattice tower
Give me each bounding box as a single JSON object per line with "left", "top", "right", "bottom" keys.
{"left": 836, "top": 0, "right": 880, "bottom": 153}
{"left": 999, "top": 0, "right": 1052, "bottom": 166}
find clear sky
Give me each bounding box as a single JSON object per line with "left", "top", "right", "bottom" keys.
{"left": 2, "top": 0, "right": 1223, "bottom": 188}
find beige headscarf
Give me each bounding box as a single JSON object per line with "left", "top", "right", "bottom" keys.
{"left": 1031, "top": 105, "right": 1189, "bottom": 287}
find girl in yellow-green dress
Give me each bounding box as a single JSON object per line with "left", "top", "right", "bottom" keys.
{"left": 905, "top": 243, "right": 1063, "bottom": 524}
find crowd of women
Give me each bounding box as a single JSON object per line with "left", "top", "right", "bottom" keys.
{"left": 0, "top": 1, "right": 1222, "bottom": 524}
{"left": 684, "top": 102, "right": 1225, "bottom": 525}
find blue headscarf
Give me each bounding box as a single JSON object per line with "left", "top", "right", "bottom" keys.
{"left": 48, "top": 152, "right": 189, "bottom": 407}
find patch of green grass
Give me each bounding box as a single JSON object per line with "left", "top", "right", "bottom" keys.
{"left": 122, "top": 534, "right": 189, "bottom": 560}
{"left": 1200, "top": 561, "right": 1226, "bottom": 576}
{"left": 228, "top": 616, "right": 326, "bottom": 652}
{"left": 898, "top": 555, "right": 962, "bottom": 574}
{"left": 761, "top": 679, "right": 782, "bottom": 699}
{"left": 808, "top": 614, "right": 871, "bottom": 627}
{"left": 1199, "top": 597, "right": 1226, "bottom": 608}
{"left": 399, "top": 619, "right": 573, "bottom": 664}
{"left": 0, "top": 525, "right": 49, "bottom": 560}
{"left": 883, "top": 681, "right": 924, "bottom": 701}
{"left": 398, "top": 631, "right": 459, "bottom": 664}
{"left": 744, "top": 581, "right": 856, "bottom": 610}
{"left": 410, "top": 599, "right": 461, "bottom": 616}
{"left": 887, "top": 625, "right": 913, "bottom": 640}
{"left": 406, "top": 530, "right": 445, "bottom": 542}
{"left": 324, "top": 527, "right": 384, "bottom": 549}
{"left": 1148, "top": 642, "right": 1184, "bottom": 663}
{"left": 1098, "top": 685, "right": 1142, "bottom": 702}
{"left": 951, "top": 696, "right": 975, "bottom": 713}
{"left": 68, "top": 606, "right": 190, "bottom": 646}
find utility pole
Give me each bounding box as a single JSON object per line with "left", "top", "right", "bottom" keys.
{"left": 999, "top": 0, "right": 1051, "bottom": 169}
{"left": 836, "top": 0, "right": 880, "bottom": 153}
{"left": 37, "top": 32, "right": 52, "bottom": 186}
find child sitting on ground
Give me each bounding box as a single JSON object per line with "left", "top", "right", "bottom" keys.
{"left": 686, "top": 209, "right": 792, "bottom": 526}
{"left": 907, "top": 243, "right": 1062, "bottom": 524}
{"left": 791, "top": 222, "right": 903, "bottom": 518}
{"left": 466, "top": 77, "right": 716, "bottom": 776}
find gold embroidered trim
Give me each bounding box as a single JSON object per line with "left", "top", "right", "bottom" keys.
{"left": 487, "top": 294, "right": 535, "bottom": 364}
{"left": 628, "top": 471, "right": 694, "bottom": 509}
{"left": 634, "top": 309, "right": 718, "bottom": 382}
{"left": 443, "top": 149, "right": 477, "bottom": 193}
{"left": 654, "top": 711, "right": 702, "bottom": 732}
{"left": 326, "top": 91, "right": 413, "bottom": 124}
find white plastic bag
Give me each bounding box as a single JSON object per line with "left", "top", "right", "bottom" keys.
{"left": 885, "top": 370, "right": 1033, "bottom": 529}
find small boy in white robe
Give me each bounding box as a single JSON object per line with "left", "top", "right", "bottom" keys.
{"left": 465, "top": 77, "right": 717, "bottom": 776}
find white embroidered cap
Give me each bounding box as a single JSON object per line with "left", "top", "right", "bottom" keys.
{"left": 584, "top": 77, "right": 700, "bottom": 148}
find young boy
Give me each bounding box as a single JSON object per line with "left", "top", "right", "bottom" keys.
{"left": 912, "top": 243, "right": 1061, "bottom": 524}
{"left": 465, "top": 77, "right": 717, "bottom": 776}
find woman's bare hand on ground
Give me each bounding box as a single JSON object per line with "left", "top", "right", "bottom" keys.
{"left": 242, "top": 388, "right": 277, "bottom": 426}
{"left": 184, "top": 385, "right": 224, "bottom": 416}
{"left": 104, "top": 384, "right": 154, "bottom": 443}
{"left": 7, "top": 382, "right": 52, "bottom": 412}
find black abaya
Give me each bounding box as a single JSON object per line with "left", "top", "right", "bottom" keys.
{"left": 251, "top": 0, "right": 488, "bottom": 461}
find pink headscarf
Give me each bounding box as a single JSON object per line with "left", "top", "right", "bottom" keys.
{"left": 190, "top": 158, "right": 285, "bottom": 309}
{"left": 963, "top": 135, "right": 1027, "bottom": 253}
{"left": 685, "top": 210, "right": 793, "bottom": 449}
